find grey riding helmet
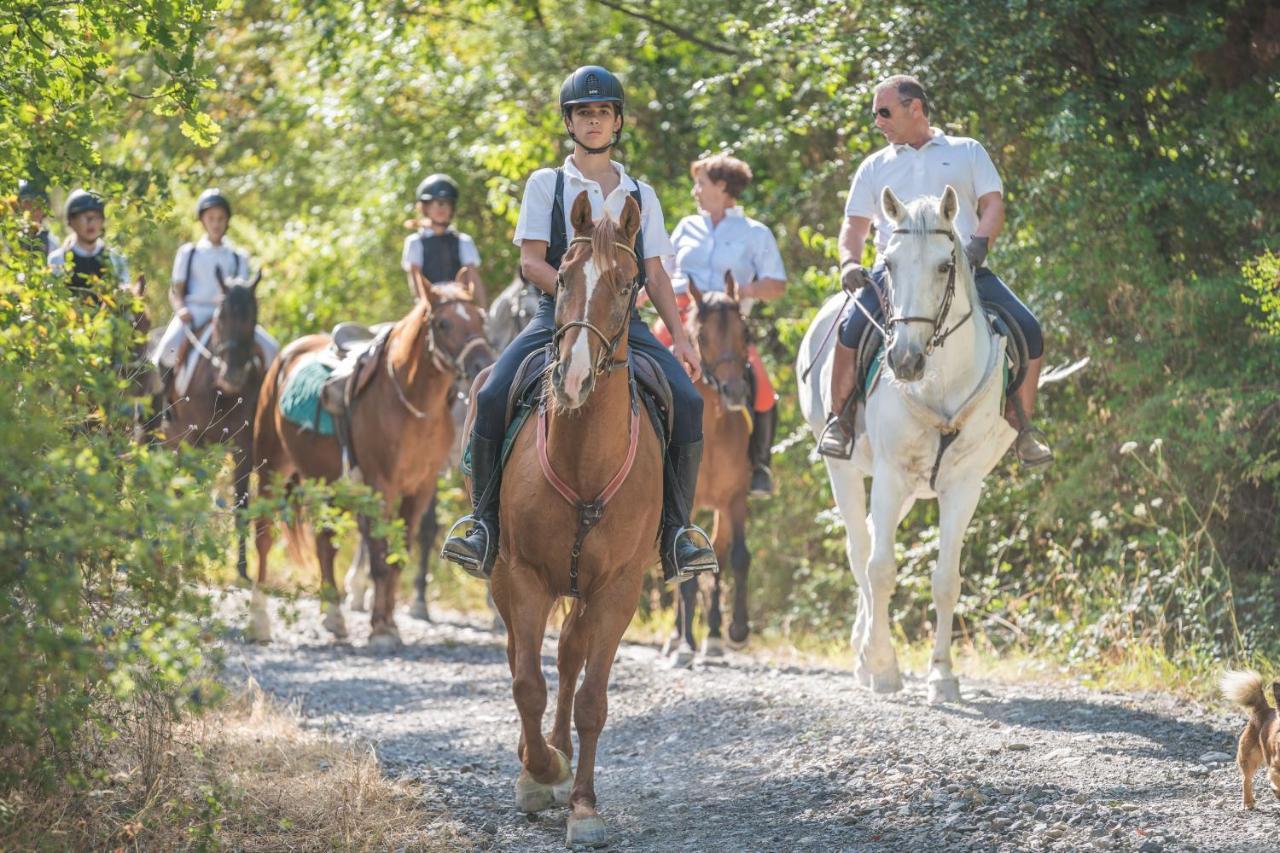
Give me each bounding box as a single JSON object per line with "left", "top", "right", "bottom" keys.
{"left": 559, "top": 66, "right": 625, "bottom": 152}
{"left": 64, "top": 189, "right": 105, "bottom": 220}
{"left": 196, "top": 187, "right": 232, "bottom": 219}
{"left": 416, "top": 174, "right": 459, "bottom": 204}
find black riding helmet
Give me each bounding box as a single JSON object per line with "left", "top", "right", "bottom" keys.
{"left": 196, "top": 187, "right": 232, "bottom": 219}
{"left": 18, "top": 179, "right": 48, "bottom": 203}
{"left": 416, "top": 174, "right": 459, "bottom": 204}
{"left": 559, "top": 65, "right": 625, "bottom": 154}
{"left": 64, "top": 189, "right": 105, "bottom": 220}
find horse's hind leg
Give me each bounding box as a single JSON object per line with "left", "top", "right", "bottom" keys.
{"left": 410, "top": 493, "right": 438, "bottom": 621}
{"left": 316, "top": 529, "right": 347, "bottom": 639}
{"left": 928, "top": 482, "right": 983, "bottom": 704}
{"left": 564, "top": 568, "right": 645, "bottom": 848}
{"left": 362, "top": 512, "right": 402, "bottom": 653}
{"left": 233, "top": 439, "right": 253, "bottom": 580}
{"left": 823, "top": 458, "right": 871, "bottom": 682}
{"left": 343, "top": 538, "right": 370, "bottom": 612}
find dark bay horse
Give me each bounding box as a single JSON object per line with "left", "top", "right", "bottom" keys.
{"left": 162, "top": 269, "right": 266, "bottom": 578}
{"left": 667, "top": 275, "right": 753, "bottom": 667}
{"left": 252, "top": 280, "right": 491, "bottom": 650}
{"left": 482, "top": 193, "right": 662, "bottom": 848}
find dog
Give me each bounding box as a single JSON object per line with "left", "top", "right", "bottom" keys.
{"left": 1221, "top": 670, "right": 1280, "bottom": 809}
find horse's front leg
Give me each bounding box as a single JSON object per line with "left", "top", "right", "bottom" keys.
{"left": 410, "top": 492, "right": 438, "bottom": 621}
{"left": 928, "top": 481, "right": 984, "bottom": 703}
{"left": 233, "top": 437, "right": 253, "bottom": 581}
{"left": 726, "top": 493, "right": 751, "bottom": 649}
{"left": 862, "top": 469, "right": 911, "bottom": 693}
{"left": 672, "top": 578, "right": 697, "bottom": 668}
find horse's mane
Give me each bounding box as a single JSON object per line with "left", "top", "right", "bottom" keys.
{"left": 428, "top": 281, "right": 474, "bottom": 304}
{"left": 589, "top": 215, "right": 634, "bottom": 280}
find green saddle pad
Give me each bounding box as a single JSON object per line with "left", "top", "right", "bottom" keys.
{"left": 280, "top": 358, "right": 337, "bottom": 436}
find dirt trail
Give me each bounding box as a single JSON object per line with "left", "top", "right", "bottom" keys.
{"left": 220, "top": 591, "right": 1266, "bottom": 852}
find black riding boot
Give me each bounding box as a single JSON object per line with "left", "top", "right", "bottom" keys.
{"left": 660, "top": 440, "right": 719, "bottom": 585}
{"left": 440, "top": 434, "right": 502, "bottom": 579}
{"left": 748, "top": 406, "right": 777, "bottom": 498}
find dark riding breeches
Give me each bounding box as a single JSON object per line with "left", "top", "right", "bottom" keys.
{"left": 836, "top": 264, "right": 1043, "bottom": 359}
{"left": 472, "top": 295, "right": 704, "bottom": 445}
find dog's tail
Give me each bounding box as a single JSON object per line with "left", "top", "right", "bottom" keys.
{"left": 1222, "top": 670, "right": 1271, "bottom": 717}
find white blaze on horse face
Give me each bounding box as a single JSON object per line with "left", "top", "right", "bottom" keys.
{"left": 563, "top": 258, "right": 600, "bottom": 402}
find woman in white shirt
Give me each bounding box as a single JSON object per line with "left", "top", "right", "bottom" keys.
{"left": 658, "top": 154, "right": 787, "bottom": 497}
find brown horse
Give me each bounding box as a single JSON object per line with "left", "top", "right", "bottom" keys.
{"left": 666, "top": 275, "right": 754, "bottom": 667}
{"left": 163, "top": 269, "right": 266, "bottom": 579}
{"left": 479, "top": 192, "right": 661, "bottom": 848}
{"left": 251, "top": 280, "right": 491, "bottom": 650}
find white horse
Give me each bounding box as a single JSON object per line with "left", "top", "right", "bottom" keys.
{"left": 798, "top": 186, "right": 1016, "bottom": 703}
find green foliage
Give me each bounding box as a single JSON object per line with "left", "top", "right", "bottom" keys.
{"left": 1244, "top": 250, "right": 1280, "bottom": 338}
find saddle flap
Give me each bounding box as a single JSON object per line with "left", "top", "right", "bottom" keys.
{"left": 630, "top": 350, "right": 675, "bottom": 439}
{"left": 506, "top": 346, "right": 552, "bottom": 429}
{"left": 320, "top": 325, "right": 392, "bottom": 416}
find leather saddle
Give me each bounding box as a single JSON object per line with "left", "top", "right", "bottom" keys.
{"left": 854, "top": 301, "right": 1028, "bottom": 399}
{"left": 505, "top": 345, "right": 675, "bottom": 441}
{"left": 318, "top": 321, "right": 395, "bottom": 421}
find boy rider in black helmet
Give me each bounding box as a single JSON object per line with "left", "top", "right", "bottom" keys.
{"left": 441, "top": 65, "right": 717, "bottom": 585}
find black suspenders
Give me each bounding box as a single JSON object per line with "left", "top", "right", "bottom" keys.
{"left": 545, "top": 167, "right": 647, "bottom": 287}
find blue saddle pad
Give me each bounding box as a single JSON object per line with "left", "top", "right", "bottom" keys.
{"left": 280, "top": 358, "right": 337, "bottom": 436}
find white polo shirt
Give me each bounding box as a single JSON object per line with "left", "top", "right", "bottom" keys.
{"left": 171, "top": 236, "right": 251, "bottom": 309}
{"left": 845, "top": 129, "right": 1003, "bottom": 258}
{"left": 400, "top": 228, "right": 482, "bottom": 271}
{"left": 513, "top": 156, "right": 674, "bottom": 261}
{"left": 667, "top": 206, "right": 786, "bottom": 298}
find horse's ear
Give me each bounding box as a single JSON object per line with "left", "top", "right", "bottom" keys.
{"left": 216, "top": 265, "right": 228, "bottom": 294}
{"left": 569, "top": 191, "right": 593, "bottom": 236}
{"left": 724, "top": 269, "right": 738, "bottom": 302}
{"left": 459, "top": 271, "right": 476, "bottom": 300}
{"left": 249, "top": 269, "right": 262, "bottom": 292}
{"left": 618, "top": 195, "right": 642, "bottom": 248}
{"left": 939, "top": 185, "right": 959, "bottom": 227}
{"left": 689, "top": 279, "right": 704, "bottom": 308}
{"left": 881, "top": 186, "right": 906, "bottom": 224}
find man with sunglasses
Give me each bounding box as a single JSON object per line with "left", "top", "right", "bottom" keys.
{"left": 818, "top": 74, "right": 1052, "bottom": 468}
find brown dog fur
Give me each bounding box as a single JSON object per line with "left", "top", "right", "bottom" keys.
{"left": 1221, "top": 670, "right": 1280, "bottom": 809}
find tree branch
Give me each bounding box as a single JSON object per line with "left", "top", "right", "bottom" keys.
{"left": 588, "top": 0, "right": 747, "bottom": 58}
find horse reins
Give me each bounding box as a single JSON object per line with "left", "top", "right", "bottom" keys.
{"left": 385, "top": 298, "right": 494, "bottom": 419}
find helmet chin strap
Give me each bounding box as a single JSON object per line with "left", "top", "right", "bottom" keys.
{"left": 565, "top": 113, "right": 625, "bottom": 155}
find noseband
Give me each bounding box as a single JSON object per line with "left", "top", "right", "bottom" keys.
{"left": 863, "top": 228, "right": 974, "bottom": 356}
{"left": 552, "top": 235, "right": 640, "bottom": 376}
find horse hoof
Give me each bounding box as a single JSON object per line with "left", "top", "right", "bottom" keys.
{"left": 701, "top": 636, "right": 724, "bottom": 658}
{"left": 853, "top": 666, "right": 873, "bottom": 689}
{"left": 670, "top": 648, "right": 695, "bottom": 669}
{"left": 724, "top": 633, "right": 749, "bottom": 651}
{"left": 515, "top": 748, "right": 572, "bottom": 813}
{"left": 368, "top": 630, "right": 401, "bottom": 654}
{"left": 565, "top": 814, "right": 609, "bottom": 848}
{"left": 660, "top": 633, "right": 680, "bottom": 657}
{"left": 321, "top": 608, "right": 348, "bottom": 639}
{"left": 345, "top": 593, "right": 367, "bottom": 613}
{"left": 409, "top": 599, "right": 430, "bottom": 621}
{"left": 928, "top": 677, "right": 962, "bottom": 704}
{"left": 869, "top": 670, "right": 903, "bottom": 694}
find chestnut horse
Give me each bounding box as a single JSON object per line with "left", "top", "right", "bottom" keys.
{"left": 163, "top": 269, "right": 266, "bottom": 579}
{"left": 483, "top": 193, "right": 662, "bottom": 848}
{"left": 251, "top": 280, "right": 491, "bottom": 650}
{"left": 668, "top": 275, "right": 753, "bottom": 667}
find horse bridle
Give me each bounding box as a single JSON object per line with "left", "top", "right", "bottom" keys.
{"left": 387, "top": 298, "right": 494, "bottom": 418}
{"left": 694, "top": 301, "right": 751, "bottom": 399}
{"left": 552, "top": 235, "right": 640, "bottom": 377}
{"left": 184, "top": 305, "right": 262, "bottom": 378}
{"left": 869, "top": 228, "right": 974, "bottom": 356}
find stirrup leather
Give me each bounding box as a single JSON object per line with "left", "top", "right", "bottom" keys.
{"left": 440, "top": 515, "right": 495, "bottom": 579}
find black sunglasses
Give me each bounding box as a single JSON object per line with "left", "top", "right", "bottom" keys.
{"left": 873, "top": 98, "right": 915, "bottom": 119}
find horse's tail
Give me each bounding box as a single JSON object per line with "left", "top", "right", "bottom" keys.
{"left": 281, "top": 514, "right": 312, "bottom": 570}
{"left": 1037, "top": 356, "right": 1091, "bottom": 387}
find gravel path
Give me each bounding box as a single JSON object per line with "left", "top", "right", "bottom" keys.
{"left": 218, "top": 590, "right": 1268, "bottom": 852}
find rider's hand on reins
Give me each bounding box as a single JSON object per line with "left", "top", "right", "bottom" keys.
{"left": 840, "top": 260, "right": 873, "bottom": 294}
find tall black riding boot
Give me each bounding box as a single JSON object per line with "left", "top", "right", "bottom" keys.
{"left": 440, "top": 434, "right": 502, "bottom": 579}
{"left": 660, "top": 440, "right": 719, "bottom": 585}
{"left": 748, "top": 406, "right": 777, "bottom": 498}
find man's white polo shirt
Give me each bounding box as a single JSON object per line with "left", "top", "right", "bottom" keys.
{"left": 845, "top": 128, "right": 1003, "bottom": 258}
{"left": 513, "top": 155, "right": 674, "bottom": 260}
